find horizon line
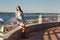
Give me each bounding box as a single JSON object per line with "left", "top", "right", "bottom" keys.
{"left": 0, "top": 12, "right": 60, "bottom": 13}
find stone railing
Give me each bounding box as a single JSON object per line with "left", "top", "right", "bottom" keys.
{"left": 4, "top": 22, "right": 60, "bottom": 40}
{"left": 0, "top": 26, "right": 4, "bottom": 40}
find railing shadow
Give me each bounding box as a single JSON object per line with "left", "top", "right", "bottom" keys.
{"left": 19, "top": 26, "right": 60, "bottom": 40}
{"left": 38, "top": 26, "right": 60, "bottom": 40}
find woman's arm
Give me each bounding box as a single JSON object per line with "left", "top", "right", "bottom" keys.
{"left": 20, "top": 9, "right": 25, "bottom": 22}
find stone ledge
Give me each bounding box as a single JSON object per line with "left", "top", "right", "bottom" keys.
{"left": 4, "top": 22, "right": 60, "bottom": 40}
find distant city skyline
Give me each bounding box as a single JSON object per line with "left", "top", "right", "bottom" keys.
{"left": 0, "top": 0, "right": 60, "bottom": 13}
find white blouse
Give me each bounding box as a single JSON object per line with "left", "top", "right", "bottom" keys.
{"left": 15, "top": 11, "right": 23, "bottom": 19}
{"left": 15, "top": 11, "right": 25, "bottom": 26}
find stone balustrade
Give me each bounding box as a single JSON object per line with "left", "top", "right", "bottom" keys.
{"left": 4, "top": 22, "right": 60, "bottom": 40}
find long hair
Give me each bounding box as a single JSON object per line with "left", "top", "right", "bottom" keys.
{"left": 16, "top": 6, "right": 23, "bottom": 12}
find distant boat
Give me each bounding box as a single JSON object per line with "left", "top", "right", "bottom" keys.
{"left": 0, "top": 18, "right": 4, "bottom": 22}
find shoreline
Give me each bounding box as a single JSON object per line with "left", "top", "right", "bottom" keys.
{"left": 0, "top": 12, "right": 15, "bottom": 14}
{"left": 0, "top": 12, "right": 60, "bottom": 14}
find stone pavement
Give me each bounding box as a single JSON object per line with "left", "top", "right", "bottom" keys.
{"left": 18, "top": 26, "right": 60, "bottom": 40}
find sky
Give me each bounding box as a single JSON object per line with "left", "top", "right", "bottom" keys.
{"left": 0, "top": 0, "right": 60, "bottom": 13}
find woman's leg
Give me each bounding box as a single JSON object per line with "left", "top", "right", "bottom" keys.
{"left": 21, "top": 26, "right": 26, "bottom": 38}
{"left": 20, "top": 23, "right": 26, "bottom": 38}
{"left": 17, "top": 20, "right": 20, "bottom": 26}
{"left": 22, "top": 26, "right": 25, "bottom": 32}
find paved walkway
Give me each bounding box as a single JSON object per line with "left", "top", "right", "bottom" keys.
{"left": 18, "top": 26, "right": 60, "bottom": 40}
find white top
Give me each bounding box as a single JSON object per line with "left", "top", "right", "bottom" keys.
{"left": 15, "top": 11, "right": 23, "bottom": 19}
{"left": 15, "top": 11, "right": 25, "bottom": 26}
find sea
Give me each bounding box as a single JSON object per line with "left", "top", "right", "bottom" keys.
{"left": 0, "top": 13, "right": 60, "bottom": 22}
{"left": 0, "top": 13, "right": 60, "bottom": 28}
{"left": 0, "top": 13, "right": 39, "bottom": 22}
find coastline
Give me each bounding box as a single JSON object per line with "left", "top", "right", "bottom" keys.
{"left": 0, "top": 12, "right": 15, "bottom": 14}
{"left": 0, "top": 12, "right": 60, "bottom": 14}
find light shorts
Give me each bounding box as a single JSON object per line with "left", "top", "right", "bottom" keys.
{"left": 17, "top": 18, "right": 25, "bottom": 26}
{"left": 20, "top": 22, "right": 25, "bottom": 26}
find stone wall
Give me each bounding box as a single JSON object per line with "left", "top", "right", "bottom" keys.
{"left": 4, "top": 22, "right": 60, "bottom": 40}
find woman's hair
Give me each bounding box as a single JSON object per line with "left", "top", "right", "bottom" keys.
{"left": 16, "top": 6, "right": 22, "bottom": 12}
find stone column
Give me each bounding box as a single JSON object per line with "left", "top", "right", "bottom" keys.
{"left": 0, "top": 18, "right": 4, "bottom": 40}
{"left": 0, "top": 26, "right": 4, "bottom": 40}
{"left": 58, "top": 15, "right": 60, "bottom": 22}
{"left": 39, "top": 15, "right": 42, "bottom": 23}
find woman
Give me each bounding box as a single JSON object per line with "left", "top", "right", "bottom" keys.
{"left": 16, "top": 6, "right": 26, "bottom": 38}
{"left": 15, "top": 6, "right": 26, "bottom": 38}
{"left": 15, "top": 6, "right": 25, "bottom": 28}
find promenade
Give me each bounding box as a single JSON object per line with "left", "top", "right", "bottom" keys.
{"left": 19, "top": 26, "right": 60, "bottom": 40}
{"left": 4, "top": 22, "right": 60, "bottom": 40}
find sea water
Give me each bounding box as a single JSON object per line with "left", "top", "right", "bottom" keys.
{"left": 0, "top": 13, "right": 59, "bottom": 22}
{"left": 0, "top": 13, "right": 39, "bottom": 22}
